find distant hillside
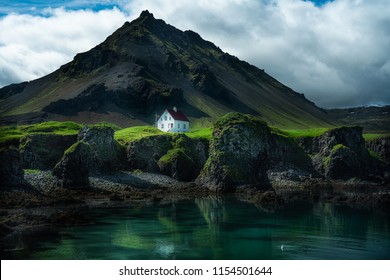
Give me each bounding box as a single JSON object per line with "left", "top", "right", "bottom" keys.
{"left": 326, "top": 106, "right": 390, "bottom": 132}
{"left": 0, "top": 10, "right": 336, "bottom": 129}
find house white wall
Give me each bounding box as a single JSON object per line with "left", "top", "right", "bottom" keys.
{"left": 157, "top": 110, "right": 189, "bottom": 132}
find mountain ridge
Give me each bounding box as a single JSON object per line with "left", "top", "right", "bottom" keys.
{"left": 0, "top": 10, "right": 335, "bottom": 129}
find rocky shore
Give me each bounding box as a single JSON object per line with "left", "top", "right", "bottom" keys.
{"left": 1, "top": 112, "right": 389, "bottom": 253}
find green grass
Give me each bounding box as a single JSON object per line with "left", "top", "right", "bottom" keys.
{"left": 0, "top": 121, "right": 82, "bottom": 144}
{"left": 92, "top": 122, "right": 122, "bottom": 131}
{"left": 114, "top": 126, "right": 164, "bottom": 145}
{"left": 24, "top": 169, "right": 41, "bottom": 175}
{"left": 363, "top": 133, "right": 390, "bottom": 141}
{"left": 185, "top": 127, "right": 213, "bottom": 140}
{"left": 280, "top": 128, "right": 330, "bottom": 138}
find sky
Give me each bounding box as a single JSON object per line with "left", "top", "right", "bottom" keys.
{"left": 0, "top": 0, "right": 389, "bottom": 109}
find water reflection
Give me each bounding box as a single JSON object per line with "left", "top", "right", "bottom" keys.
{"left": 5, "top": 197, "right": 390, "bottom": 260}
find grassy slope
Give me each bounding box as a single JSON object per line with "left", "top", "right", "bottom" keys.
{"left": 0, "top": 121, "right": 82, "bottom": 145}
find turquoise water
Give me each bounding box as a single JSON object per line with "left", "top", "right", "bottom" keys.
{"left": 5, "top": 197, "right": 390, "bottom": 259}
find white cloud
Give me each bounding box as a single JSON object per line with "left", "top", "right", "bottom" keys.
{"left": 0, "top": 0, "right": 389, "bottom": 108}
{"left": 0, "top": 7, "right": 128, "bottom": 87}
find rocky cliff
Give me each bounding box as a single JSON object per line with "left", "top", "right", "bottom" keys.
{"left": 0, "top": 147, "right": 27, "bottom": 188}
{"left": 197, "top": 113, "right": 388, "bottom": 191}
{"left": 127, "top": 133, "right": 208, "bottom": 181}
{"left": 0, "top": 113, "right": 388, "bottom": 191}
{"left": 53, "top": 126, "right": 123, "bottom": 188}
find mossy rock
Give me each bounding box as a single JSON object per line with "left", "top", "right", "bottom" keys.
{"left": 157, "top": 148, "right": 196, "bottom": 181}
{"left": 19, "top": 134, "right": 77, "bottom": 170}
{"left": 324, "top": 144, "right": 362, "bottom": 179}
{"left": 53, "top": 141, "right": 91, "bottom": 188}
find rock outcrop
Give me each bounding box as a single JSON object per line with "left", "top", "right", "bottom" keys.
{"left": 157, "top": 134, "right": 209, "bottom": 181}
{"left": 0, "top": 147, "right": 26, "bottom": 188}
{"left": 127, "top": 134, "right": 209, "bottom": 181}
{"left": 53, "top": 126, "right": 123, "bottom": 188}
{"left": 19, "top": 134, "right": 77, "bottom": 170}
{"left": 127, "top": 135, "right": 173, "bottom": 172}
{"left": 196, "top": 113, "right": 314, "bottom": 191}
{"left": 366, "top": 136, "right": 390, "bottom": 165}
{"left": 300, "top": 126, "right": 381, "bottom": 180}
{"left": 196, "top": 113, "right": 388, "bottom": 191}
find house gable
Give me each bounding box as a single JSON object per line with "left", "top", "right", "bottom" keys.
{"left": 157, "top": 108, "right": 189, "bottom": 132}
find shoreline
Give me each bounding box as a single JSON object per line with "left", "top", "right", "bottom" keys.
{"left": 1, "top": 170, "right": 390, "bottom": 255}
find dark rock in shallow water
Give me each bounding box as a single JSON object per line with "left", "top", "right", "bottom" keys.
{"left": 0, "top": 147, "right": 27, "bottom": 188}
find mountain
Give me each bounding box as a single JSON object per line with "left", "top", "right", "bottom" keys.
{"left": 0, "top": 10, "right": 336, "bottom": 129}
{"left": 326, "top": 106, "right": 390, "bottom": 133}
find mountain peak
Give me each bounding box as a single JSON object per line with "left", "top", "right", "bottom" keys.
{"left": 139, "top": 10, "right": 154, "bottom": 19}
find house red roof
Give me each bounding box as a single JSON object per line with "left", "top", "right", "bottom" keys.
{"left": 167, "top": 108, "right": 189, "bottom": 121}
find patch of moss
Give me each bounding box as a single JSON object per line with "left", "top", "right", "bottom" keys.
{"left": 281, "top": 127, "right": 330, "bottom": 138}
{"left": 331, "top": 143, "right": 348, "bottom": 153}
{"left": 64, "top": 141, "right": 90, "bottom": 155}
{"left": 92, "top": 122, "right": 122, "bottom": 131}
{"left": 114, "top": 126, "right": 164, "bottom": 145}
{"left": 363, "top": 133, "right": 390, "bottom": 141}
{"left": 24, "top": 169, "right": 40, "bottom": 175}
{"left": 368, "top": 149, "right": 384, "bottom": 162}
{"left": 159, "top": 148, "right": 192, "bottom": 165}
{"left": 185, "top": 127, "right": 213, "bottom": 140}
{"left": 323, "top": 144, "right": 349, "bottom": 168}
{"left": 214, "top": 112, "right": 266, "bottom": 130}
{"left": 0, "top": 121, "right": 82, "bottom": 145}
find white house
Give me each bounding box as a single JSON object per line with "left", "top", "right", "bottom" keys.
{"left": 157, "top": 107, "right": 189, "bottom": 132}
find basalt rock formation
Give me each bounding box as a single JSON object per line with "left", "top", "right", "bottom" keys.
{"left": 53, "top": 126, "right": 123, "bottom": 188}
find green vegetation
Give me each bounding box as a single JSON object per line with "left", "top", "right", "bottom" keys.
{"left": 114, "top": 126, "right": 164, "bottom": 145}
{"left": 159, "top": 148, "right": 190, "bottom": 165}
{"left": 331, "top": 144, "right": 348, "bottom": 153}
{"left": 363, "top": 133, "right": 390, "bottom": 141}
{"left": 215, "top": 112, "right": 267, "bottom": 129}
{"left": 185, "top": 127, "right": 213, "bottom": 140}
{"left": 0, "top": 121, "right": 82, "bottom": 144}
{"left": 368, "top": 150, "right": 383, "bottom": 162}
{"left": 64, "top": 141, "right": 90, "bottom": 155}
{"left": 92, "top": 122, "right": 122, "bottom": 131}
{"left": 24, "top": 169, "right": 40, "bottom": 175}
{"left": 280, "top": 128, "right": 330, "bottom": 138}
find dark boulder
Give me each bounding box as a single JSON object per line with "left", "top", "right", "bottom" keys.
{"left": 19, "top": 134, "right": 77, "bottom": 170}
{"left": 0, "top": 147, "right": 26, "bottom": 188}
{"left": 324, "top": 144, "right": 362, "bottom": 179}
{"left": 366, "top": 136, "right": 390, "bottom": 165}
{"left": 53, "top": 142, "right": 91, "bottom": 188}
{"left": 196, "top": 113, "right": 271, "bottom": 191}
{"left": 53, "top": 126, "right": 123, "bottom": 188}
{"left": 127, "top": 135, "right": 173, "bottom": 172}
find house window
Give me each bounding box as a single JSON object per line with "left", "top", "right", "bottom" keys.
{"left": 178, "top": 123, "right": 180, "bottom": 128}
{"left": 169, "top": 117, "right": 172, "bottom": 121}
{"left": 161, "top": 124, "right": 164, "bottom": 129}
{"left": 164, "top": 116, "right": 167, "bottom": 121}
{"left": 183, "top": 124, "right": 186, "bottom": 129}
{"left": 170, "top": 123, "right": 173, "bottom": 128}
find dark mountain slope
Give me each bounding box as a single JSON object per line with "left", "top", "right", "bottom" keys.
{"left": 0, "top": 10, "right": 335, "bottom": 128}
